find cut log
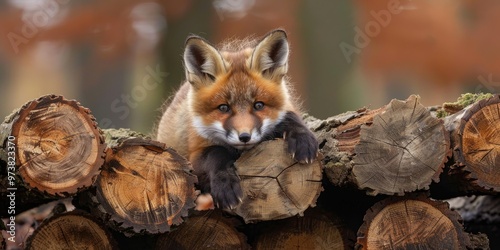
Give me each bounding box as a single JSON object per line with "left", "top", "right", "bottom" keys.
{"left": 155, "top": 210, "right": 250, "bottom": 250}
{"left": 305, "top": 95, "right": 450, "bottom": 195}
{"left": 25, "top": 210, "right": 117, "bottom": 250}
{"left": 252, "top": 208, "right": 355, "bottom": 249}
{"left": 230, "top": 139, "right": 323, "bottom": 223}
{"left": 444, "top": 94, "right": 500, "bottom": 192}
{"left": 0, "top": 94, "right": 105, "bottom": 196}
{"left": 356, "top": 194, "right": 470, "bottom": 250}
{"left": 78, "top": 132, "right": 198, "bottom": 235}
{"left": 303, "top": 108, "right": 384, "bottom": 187}
{"left": 353, "top": 95, "right": 449, "bottom": 195}
{"left": 0, "top": 95, "right": 105, "bottom": 215}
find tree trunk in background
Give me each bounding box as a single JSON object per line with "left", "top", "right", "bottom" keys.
{"left": 157, "top": 0, "right": 214, "bottom": 113}
{"left": 300, "top": 1, "right": 359, "bottom": 116}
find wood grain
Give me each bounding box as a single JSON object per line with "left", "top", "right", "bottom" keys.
{"left": 253, "top": 208, "right": 354, "bottom": 250}
{"left": 25, "top": 210, "right": 116, "bottom": 250}
{"left": 91, "top": 137, "right": 197, "bottom": 235}
{"left": 11, "top": 95, "right": 105, "bottom": 196}
{"left": 357, "top": 195, "right": 469, "bottom": 249}
{"left": 232, "top": 139, "right": 323, "bottom": 223}
{"left": 456, "top": 95, "right": 500, "bottom": 191}
{"left": 353, "top": 95, "right": 450, "bottom": 195}
{"left": 155, "top": 210, "right": 249, "bottom": 250}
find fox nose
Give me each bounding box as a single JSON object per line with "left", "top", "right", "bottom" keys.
{"left": 238, "top": 133, "right": 251, "bottom": 143}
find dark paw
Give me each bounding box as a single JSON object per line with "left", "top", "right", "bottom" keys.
{"left": 285, "top": 129, "right": 318, "bottom": 164}
{"left": 210, "top": 168, "right": 243, "bottom": 209}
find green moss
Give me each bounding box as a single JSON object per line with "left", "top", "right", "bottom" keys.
{"left": 444, "top": 93, "right": 493, "bottom": 110}
{"left": 436, "top": 93, "right": 494, "bottom": 118}
{"left": 435, "top": 109, "right": 449, "bottom": 119}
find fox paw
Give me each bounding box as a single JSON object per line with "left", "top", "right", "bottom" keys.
{"left": 285, "top": 129, "right": 318, "bottom": 164}
{"left": 210, "top": 169, "right": 242, "bottom": 209}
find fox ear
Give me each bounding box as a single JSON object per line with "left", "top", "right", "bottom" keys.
{"left": 250, "top": 29, "right": 289, "bottom": 81}
{"left": 184, "top": 36, "right": 226, "bottom": 87}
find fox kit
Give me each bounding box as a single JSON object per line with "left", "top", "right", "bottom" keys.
{"left": 156, "top": 29, "right": 318, "bottom": 209}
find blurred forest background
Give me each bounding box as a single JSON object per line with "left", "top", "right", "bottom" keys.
{"left": 1, "top": 0, "right": 499, "bottom": 134}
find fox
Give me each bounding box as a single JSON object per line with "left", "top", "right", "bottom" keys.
{"left": 156, "top": 29, "right": 318, "bottom": 209}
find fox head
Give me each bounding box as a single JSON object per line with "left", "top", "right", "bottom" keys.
{"left": 183, "top": 30, "right": 294, "bottom": 150}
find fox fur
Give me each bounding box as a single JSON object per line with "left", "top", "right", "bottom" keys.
{"left": 156, "top": 29, "right": 318, "bottom": 209}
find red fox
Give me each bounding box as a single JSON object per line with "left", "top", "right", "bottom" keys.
{"left": 156, "top": 29, "right": 318, "bottom": 209}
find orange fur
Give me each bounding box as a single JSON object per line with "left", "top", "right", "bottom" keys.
{"left": 157, "top": 30, "right": 296, "bottom": 157}
{"left": 155, "top": 30, "right": 318, "bottom": 209}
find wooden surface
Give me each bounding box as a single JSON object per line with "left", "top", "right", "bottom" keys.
{"left": 451, "top": 95, "right": 500, "bottom": 192}
{"left": 3, "top": 95, "right": 105, "bottom": 196}
{"left": 25, "top": 210, "right": 116, "bottom": 250}
{"left": 92, "top": 137, "right": 197, "bottom": 235}
{"left": 155, "top": 210, "right": 249, "bottom": 250}
{"left": 353, "top": 95, "right": 450, "bottom": 195}
{"left": 232, "top": 139, "right": 323, "bottom": 223}
{"left": 357, "top": 195, "right": 469, "bottom": 249}
{"left": 1, "top": 93, "right": 498, "bottom": 249}
{"left": 303, "top": 108, "right": 382, "bottom": 187}
{"left": 334, "top": 108, "right": 384, "bottom": 155}
{"left": 253, "top": 208, "right": 353, "bottom": 250}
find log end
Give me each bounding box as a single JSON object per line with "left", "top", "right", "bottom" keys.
{"left": 25, "top": 210, "right": 117, "bottom": 250}
{"left": 94, "top": 138, "right": 198, "bottom": 235}
{"left": 12, "top": 95, "right": 106, "bottom": 197}
{"left": 356, "top": 194, "right": 470, "bottom": 249}
{"left": 455, "top": 94, "right": 500, "bottom": 192}
{"left": 155, "top": 210, "right": 250, "bottom": 250}
{"left": 353, "top": 95, "right": 450, "bottom": 195}
{"left": 232, "top": 139, "right": 323, "bottom": 223}
{"left": 253, "top": 208, "right": 355, "bottom": 249}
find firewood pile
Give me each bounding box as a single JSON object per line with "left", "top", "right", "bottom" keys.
{"left": 1, "top": 93, "right": 499, "bottom": 249}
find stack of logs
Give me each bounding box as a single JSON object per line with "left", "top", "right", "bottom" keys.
{"left": 1, "top": 93, "right": 499, "bottom": 249}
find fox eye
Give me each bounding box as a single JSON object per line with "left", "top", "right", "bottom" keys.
{"left": 218, "top": 104, "right": 230, "bottom": 113}
{"left": 253, "top": 101, "right": 265, "bottom": 111}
